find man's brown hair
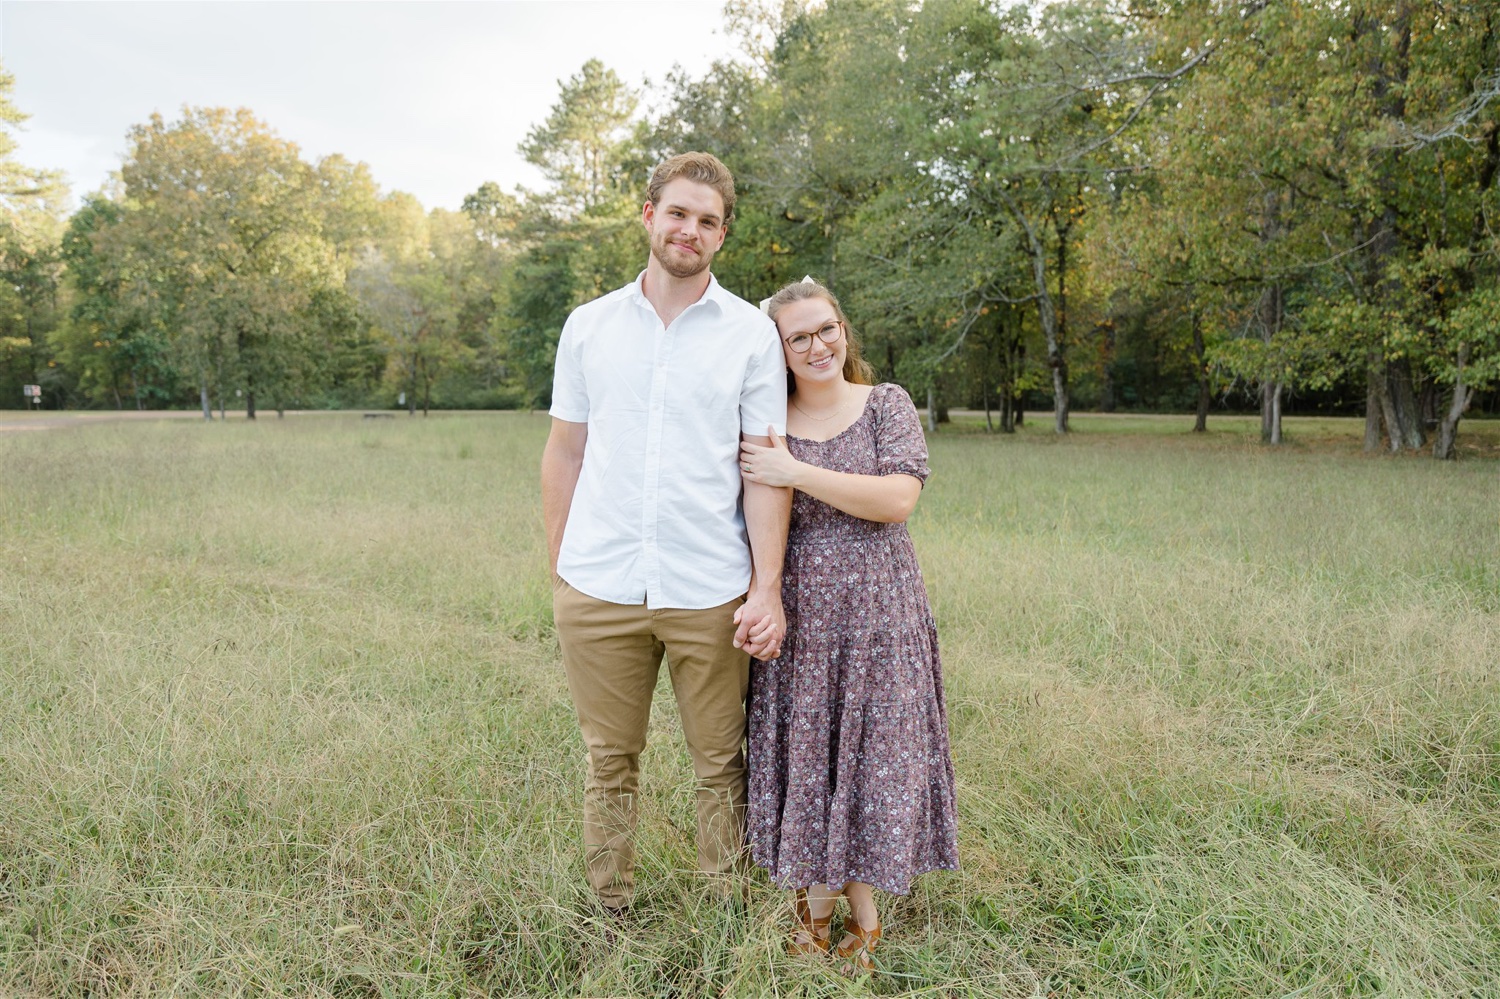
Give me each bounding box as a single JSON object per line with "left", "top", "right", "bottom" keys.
{"left": 646, "top": 152, "right": 736, "bottom": 226}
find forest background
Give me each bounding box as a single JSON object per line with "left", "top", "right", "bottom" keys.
{"left": 1, "top": 0, "right": 1497, "bottom": 459}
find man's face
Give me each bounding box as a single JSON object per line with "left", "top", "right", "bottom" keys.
{"left": 643, "top": 178, "right": 728, "bottom": 279}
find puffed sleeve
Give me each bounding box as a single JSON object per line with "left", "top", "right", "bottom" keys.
{"left": 872, "top": 383, "right": 930, "bottom": 484}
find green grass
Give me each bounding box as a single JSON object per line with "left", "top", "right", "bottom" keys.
{"left": 1, "top": 412, "right": 1496, "bottom": 997}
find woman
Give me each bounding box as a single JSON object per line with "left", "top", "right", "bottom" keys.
{"left": 740, "top": 280, "right": 958, "bottom": 973}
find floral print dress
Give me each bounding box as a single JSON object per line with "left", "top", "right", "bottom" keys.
{"left": 747, "top": 383, "right": 959, "bottom": 894}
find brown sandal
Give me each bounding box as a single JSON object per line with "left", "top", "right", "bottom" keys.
{"left": 787, "top": 890, "right": 833, "bottom": 956}
{"left": 835, "top": 916, "right": 881, "bottom": 974}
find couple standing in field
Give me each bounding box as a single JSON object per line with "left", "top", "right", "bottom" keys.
{"left": 540, "top": 152, "right": 957, "bottom": 973}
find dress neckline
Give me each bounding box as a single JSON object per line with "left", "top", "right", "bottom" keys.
{"left": 785, "top": 385, "right": 882, "bottom": 444}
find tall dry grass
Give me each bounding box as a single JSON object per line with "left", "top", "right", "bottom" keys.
{"left": 1, "top": 412, "right": 1495, "bottom": 997}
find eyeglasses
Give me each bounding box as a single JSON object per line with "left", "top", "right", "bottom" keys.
{"left": 783, "top": 320, "right": 844, "bottom": 353}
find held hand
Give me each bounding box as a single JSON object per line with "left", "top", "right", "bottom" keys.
{"left": 732, "top": 593, "right": 785, "bottom": 661}
{"left": 742, "top": 615, "right": 781, "bottom": 660}
{"left": 739, "top": 427, "right": 801, "bottom": 489}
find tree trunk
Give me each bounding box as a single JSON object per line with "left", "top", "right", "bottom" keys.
{"left": 422, "top": 364, "right": 431, "bottom": 417}
{"left": 1051, "top": 232, "right": 1071, "bottom": 434}
{"left": 1260, "top": 380, "right": 1283, "bottom": 444}
{"left": 1433, "top": 385, "right": 1472, "bottom": 460}
{"left": 1014, "top": 342, "right": 1025, "bottom": 428}
{"left": 1000, "top": 334, "right": 1018, "bottom": 434}
{"left": 1364, "top": 351, "right": 1384, "bottom": 452}
{"left": 1376, "top": 367, "right": 1402, "bottom": 452}
{"left": 201, "top": 381, "right": 212, "bottom": 421}
{"left": 1417, "top": 377, "right": 1438, "bottom": 432}
{"left": 1001, "top": 189, "right": 1067, "bottom": 432}
{"left": 246, "top": 380, "right": 257, "bottom": 421}
{"left": 1358, "top": 7, "right": 1415, "bottom": 452}
{"left": 982, "top": 379, "right": 993, "bottom": 433}
{"left": 1387, "top": 359, "right": 1424, "bottom": 450}
{"left": 1191, "top": 305, "right": 1209, "bottom": 432}
{"left": 1433, "top": 345, "right": 1473, "bottom": 460}
{"left": 1099, "top": 320, "right": 1117, "bottom": 414}
{"left": 1258, "top": 284, "right": 1284, "bottom": 444}
{"left": 1049, "top": 353, "right": 1069, "bottom": 433}
{"left": 925, "top": 385, "right": 937, "bottom": 433}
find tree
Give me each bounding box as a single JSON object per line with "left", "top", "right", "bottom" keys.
{"left": 111, "top": 108, "right": 339, "bottom": 419}
{"left": 350, "top": 194, "right": 437, "bottom": 415}
{"left": 1355, "top": 0, "right": 1500, "bottom": 458}
{"left": 0, "top": 60, "right": 68, "bottom": 409}
{"left": 713, "top": 0, "right": 1232, "bottom": 433}
{"left": 519, "top": 59, "right": 640, "bottom": 218}
{"left": 491, "top": 60, "right": 647, "bottom": 408}
{"left": 0, "top": 201, "right": 66, "bottom": 407}
{"left": 351, "top": 246, "right": 443, "bottom": 416}
{"left": 1130, "top": 0, "right": 1500, "bottom": 455}
{"left": 53, "top": 196, "right": 181, "bottom": 408}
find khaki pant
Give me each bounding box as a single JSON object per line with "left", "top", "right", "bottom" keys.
{"left": 553, "top": 579, "right": 749, "bottom": 908}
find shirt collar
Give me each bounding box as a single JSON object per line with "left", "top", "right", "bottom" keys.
{"left": 629, "top": 270, "right": 727, "bottom": 316}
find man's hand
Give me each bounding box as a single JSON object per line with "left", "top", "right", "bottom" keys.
{"left": 738, "top": 429, "right": 791, "bottom": 661}
{"left": 732, "top": 586, "right": 785, "bottom": 660}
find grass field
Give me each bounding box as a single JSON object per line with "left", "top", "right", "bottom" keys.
{"left": 1, "top": 411, "right": 1497, "bottom": 997}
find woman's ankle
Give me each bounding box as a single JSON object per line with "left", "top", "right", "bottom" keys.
{"left": 842, "top": 882, "right": 878, "bottom": 930}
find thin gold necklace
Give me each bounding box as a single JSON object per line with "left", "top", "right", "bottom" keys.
{"left": 791, "top": 385, "right": 852, "bottom": 422}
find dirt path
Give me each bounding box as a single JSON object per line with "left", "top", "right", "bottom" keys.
{"left": 0, "top": 410, "right": 267, "bottom": 433}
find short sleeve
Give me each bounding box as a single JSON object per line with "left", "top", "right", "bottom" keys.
{"left": 739, "top": 318, "right": 789, "bottom": 437}
{"left": 872, "top": 384, "right": 930, "bottom": 484}
{"left": 548, "top": 314, "right": 589, "bottom": 423}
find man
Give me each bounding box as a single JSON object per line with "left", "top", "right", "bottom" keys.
{"left": 540, "top": 152, "right": 790, "bottom": 914}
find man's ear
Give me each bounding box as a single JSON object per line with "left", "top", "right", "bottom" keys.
{"left": 641, "top": 200, "right": 655, "bottom": 231}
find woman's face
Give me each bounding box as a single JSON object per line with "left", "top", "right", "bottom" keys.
{"left": 776, "top": 296, "right": 847, "bottom": 386}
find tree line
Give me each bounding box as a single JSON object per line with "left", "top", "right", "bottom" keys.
{"left": 2, "top": 0, "right": 1496, "bottom": 457}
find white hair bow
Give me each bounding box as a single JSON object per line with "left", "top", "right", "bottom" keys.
{"left": 759, "top": 275, "right": 819, "bottom": 314}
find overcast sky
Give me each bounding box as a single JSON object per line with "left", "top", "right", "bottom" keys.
{"left": 1, "top": 0, "right": 743, "bottom": 212}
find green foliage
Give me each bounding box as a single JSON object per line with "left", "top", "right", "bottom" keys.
{"left": 53, "top": 197, "right": 168, "bottom": 409}
{"left": 520, "top": 59, "right": 639, "bottom": 218}
{"left": 106, "top": 108, "right": 344, "bottom": 415}
{"left": 21, "top": 3, "right": 1500, "bottom": 448}
{"left": 499, "top": 228, "right": 593, "bottom": 409}
{"left": 0, "top": 59, "right": 68, "bottom": 409}
{"left": 488, "top": 60, "right": 648, "bottom": 408}
{"left": 1091, "top": 0, "right": 1499, "bottom": 448}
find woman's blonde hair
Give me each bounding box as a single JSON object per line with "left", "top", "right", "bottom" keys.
{"left": 765, "top": 279, "right": 876, "bottom": 391}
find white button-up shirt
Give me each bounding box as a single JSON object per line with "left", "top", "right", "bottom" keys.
{"left": 550, "top": 272, "right": 787, "bottom": 609}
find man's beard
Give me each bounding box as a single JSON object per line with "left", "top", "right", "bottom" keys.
{"left": 651, "top": 234, "right": 712, "bottom": 279}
